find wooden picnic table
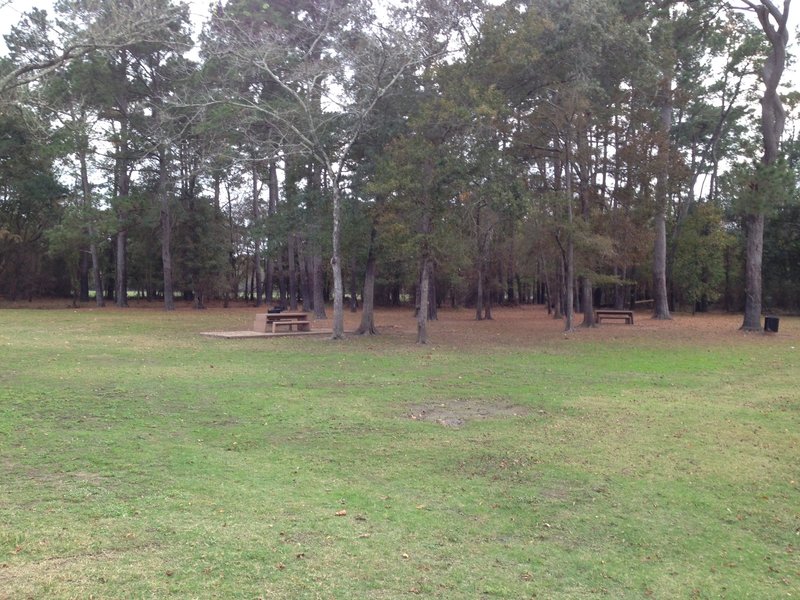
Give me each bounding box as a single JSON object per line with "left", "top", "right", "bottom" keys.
{"left": 253, "top": 311, "right": 312, "bottom": 333}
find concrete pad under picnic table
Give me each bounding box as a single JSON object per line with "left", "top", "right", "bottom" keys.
{"left": 200, "top": 329, "right": 334, "bottom": 338}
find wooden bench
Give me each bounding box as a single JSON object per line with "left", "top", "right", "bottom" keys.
{"left": 271, "top": 319, "right": 311, "bottom": 333}
{"left": 595, "top": 309, "right": 634, "bottom": 325}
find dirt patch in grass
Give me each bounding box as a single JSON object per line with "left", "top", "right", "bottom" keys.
{"left": 406, "top": 399, "right": 530, "bottom": 427}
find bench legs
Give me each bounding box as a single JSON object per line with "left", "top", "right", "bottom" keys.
{"left": 271, "top": 321, "right": 311, "bottom": 333}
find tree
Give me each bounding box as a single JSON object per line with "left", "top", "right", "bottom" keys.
{"left": 671, "top": 202, "right": 732, "bottom": 311}
{"left": 200, "top": 0, "right": 460, "bottom": 338}
{"left": 1, "top": 0, "right": 191, "bottom": 97}
{"left": 738, "top": 0, "right": 791, "bottom": 330}
{"left": 375, "top": 133, "right": 456, "bottom": 344}
{"left": 0, "top": 114, "right": 65, "bottom": 299}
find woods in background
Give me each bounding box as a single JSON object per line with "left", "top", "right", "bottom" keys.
{"left": 1, "top": 0, "right": 797, "bottom": 337}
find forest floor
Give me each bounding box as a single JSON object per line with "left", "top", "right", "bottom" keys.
{"left": 1, "top": 301, "right": 798, "bottom": 598}
{"left": 6, "top": 296, "right": 791, "bottom": 345}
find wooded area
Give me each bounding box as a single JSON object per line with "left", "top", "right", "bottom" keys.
{"left": 0, "top": 0, "right": 797, "bottom": 341}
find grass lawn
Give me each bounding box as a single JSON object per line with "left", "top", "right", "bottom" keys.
{"left": 1, "top": 304, "right": 798, "bottom": 599}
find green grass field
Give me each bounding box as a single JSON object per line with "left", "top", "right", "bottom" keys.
{"left": 1, "top": 306, "right": 798, "bottom": 599}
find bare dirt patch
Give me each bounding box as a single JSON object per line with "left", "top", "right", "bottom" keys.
{"left": 407, "top": 399, "right": 530, "bottom": 428}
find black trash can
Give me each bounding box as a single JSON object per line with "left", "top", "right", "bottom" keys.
{"left": 764, "top": 315, "right": 780, "bottom": 333}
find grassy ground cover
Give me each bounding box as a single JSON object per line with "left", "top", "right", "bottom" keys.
{"left": 1, "top": 305, "right": 798, "bottom": 598}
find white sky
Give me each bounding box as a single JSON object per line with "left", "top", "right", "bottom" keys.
{"left": 0, "top": 0, "right": 797, "bottom": 100}
{"left": 2, "top": 0, "right": 797, "bottom": 76}
{"left": 0, "top": 0, "right": 212, "bottom": 53}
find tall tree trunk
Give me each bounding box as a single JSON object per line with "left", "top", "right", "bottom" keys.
{"left": 113, "top": 50, "right": 130, "bottom": 309}
{"left": 224, "top": 181, "right": 238, "bottom": 303}
{"left": 428, "top": 262, "right": 438, "bottom": 320}
{"left": 507, "top": 269, "right": 516, "bottom": 306}
{"left": 265, "top": 259, "right": 274, "bottom": 305}
{"left": 483, "top": 274, "right": 493, "bottom": 320}
{"left": 349, "top": 255, "right": 359, "bottom": 312}
{"left": 330, "top": 186, "right": 344, "bottom": 338}
{"left": 288, "top": 232, "right": 297, "bottom": 310}
{"left": 312, "top": 253, "right": 326, "bottom": 319}
{"left": 115, "top": 231, "right": 128, "bottom": 307}
{"left": 78, "top": 145, "right": 104, "bottom": 307}
{"left": 89, "top": 239, "right": 103, "bottom": 307}
{"left": 564, "top": 134, "right": 575, "bottom": 332}
{"left": 417, "top": 256, "right": 431, "bottom": 344}
{"left": 298, "top": 239, "right": 311, "bottom": 311}
{"left": 614, "top": 266, "right": 625, "bottom": 310}
{"left": 542, "top": 260, "right": 554, "bottom": 316}
{"left": 742, "top": 0, "right": 790, "bottom": 330}
{"left": 580, "top": 277, "right": 593, "bottom": 325}
{"left": 743, "top": 212, "right": 766, "bottom": 327}
{"left": 355, "top": 228, "right": 378, "bottom": 335}
{"left": 277, "top": 253, "right": 287, "bottom": 306}
{"left": 475, "top": 204, "right": 484, "bottom": 320}
{"left": 106, "top": 244, "right": 115, "bottom": 302}
{"left": 578, "top": 124, "right": 595, "bottom": 327}
{"left": 251, "top": 162, "right": 263, "bottom": 307}
{"left": 417, "top": 210, "right": 433, "bottom": 344}
{"left": 158, "top": 145, "right": 175, "bottom": 311}
{"left": 553, "top": 258, "right": 563, "bottom": 319}
{"left": 653, "top": 76, "right": 673, "bottom": 320}
{"left": 475, "top": 261, "right": 484, "bottom": 321}
{"left": 265, "top": 159, "right": 279, "bottom": 305}
{"left": 78, "top": 250, "right": 90, "bottom": 302}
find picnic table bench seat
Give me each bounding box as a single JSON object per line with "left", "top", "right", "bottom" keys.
{"left": 595, "top": 309, "right": 634, "bottom": 325}
{"left": 270, "top": 319, "right": 311, "bottom": 333}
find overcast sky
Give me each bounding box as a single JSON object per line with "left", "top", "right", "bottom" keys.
{"left": 1, "top": 0, "right": 797, "bottom": 91}
{"left": 0, "top": 0, "right": 212, "bottom": 53}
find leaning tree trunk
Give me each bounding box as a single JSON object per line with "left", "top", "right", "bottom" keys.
{"left": 742, "top": 0, "right": 790, "bottom": 331}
